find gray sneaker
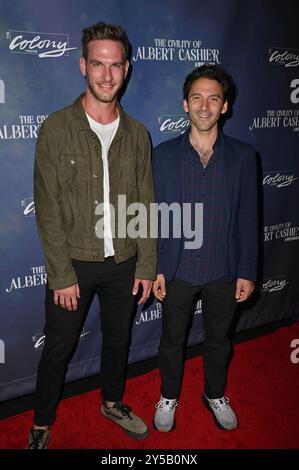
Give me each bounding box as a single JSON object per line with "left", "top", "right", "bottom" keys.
{"left": 101, "top": 401, "right": 149, "bottom": 440}
{"left": 28, "top": 428, "right": 51, "bottom": 449}
{"left": 202, "top": 394, "right": 238, "bottom": 430}
{"left": 153, "top": 396, "right": 178, "bottom": 432}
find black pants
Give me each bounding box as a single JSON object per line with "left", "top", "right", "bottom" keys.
{"left": 34, "top": 256, "right": 136, "bottom": 426}
{"left": 159, "top": 276, "right": 237, "bottom": 400}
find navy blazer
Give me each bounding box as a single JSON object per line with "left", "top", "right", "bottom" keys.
{"left": 152, "top": 131, "right": 258, "bottom": 283}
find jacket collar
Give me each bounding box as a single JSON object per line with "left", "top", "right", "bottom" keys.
{"left": 70, "top": 93, "right": 131, "bottom": 141}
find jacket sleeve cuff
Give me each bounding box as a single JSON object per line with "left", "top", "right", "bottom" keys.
{"left": 134, "top": 266, "right": 157, "bottom": 281}
{"left": 47, "top": 270, "right": 78, "bottom": 291}
{"left": 237, "top": 269, "right": 256, "bottom": 283}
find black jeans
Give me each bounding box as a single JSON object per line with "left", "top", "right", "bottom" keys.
{"left": 159, "top": 276, "right": 237, "bottom": 400}
{"left": 34, "top": 256, "right": 136, "bottom": 426}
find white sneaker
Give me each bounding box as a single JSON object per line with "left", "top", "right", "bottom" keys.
{"left": 154, "top": 396, "right": 178, "bottom": 432}
{"left": 202, "top": 394, "right": 238, "bottom": 430}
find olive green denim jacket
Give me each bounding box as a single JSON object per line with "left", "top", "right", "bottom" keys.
{"left": 34, "top": 94, "right": 156, "bottom": 290}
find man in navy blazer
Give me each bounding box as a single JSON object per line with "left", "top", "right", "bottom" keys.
{"left": 152, "top": 65, "right": 258, "bottom": 432}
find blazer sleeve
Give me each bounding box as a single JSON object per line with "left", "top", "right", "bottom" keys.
{"left": 237, "top": 148, "right": 258, "bottom": 281}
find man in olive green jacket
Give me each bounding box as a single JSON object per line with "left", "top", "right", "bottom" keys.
{"left": 28, "top": 22, "right": 156, "bottom": 449}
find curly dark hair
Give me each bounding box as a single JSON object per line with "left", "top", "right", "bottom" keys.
{"left": 183, "top": 64, "right": 235, "bottom": 107}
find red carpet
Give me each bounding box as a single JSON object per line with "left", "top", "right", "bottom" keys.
{"left": 1, "top": 322, "right": 299, "bottom": 449}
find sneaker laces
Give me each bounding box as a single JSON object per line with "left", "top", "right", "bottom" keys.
{"left": 29, "top": 429, "right": 47, "bottom": 449}
{"left": 111, "top": 401, "right": 133, "bottom": 420}
{"left": 155, "top": 397, "right": 178, "bottom": 412}
{"left": 208, "top": 396, "right": 230, "bottom": 411}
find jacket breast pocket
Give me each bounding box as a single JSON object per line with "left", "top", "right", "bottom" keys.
{"left": 57, "top": 154, "right": 88, "bottom": 188}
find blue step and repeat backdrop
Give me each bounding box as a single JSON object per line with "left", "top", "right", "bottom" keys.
{"left": 0, "top": 0, "right": 299, "bottom": 401}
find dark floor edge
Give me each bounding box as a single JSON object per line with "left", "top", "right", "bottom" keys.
{"left": 0, "top": 317, "right": 297, "bottom": 420}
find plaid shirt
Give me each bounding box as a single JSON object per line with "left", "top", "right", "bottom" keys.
{"left": 175, "top": 131, "right": 226, "bottom": 285}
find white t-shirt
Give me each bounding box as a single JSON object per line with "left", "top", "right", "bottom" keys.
{"left": 86, "top": 113, "right": 119, "bottom": 257}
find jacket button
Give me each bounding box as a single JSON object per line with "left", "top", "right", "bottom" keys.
{"left": 93, "top": 255, "right": 98, "bottom": 260}
{"left": 93, "top": 174, "right": 98, "bottom": 179}
{"left": 95, "top": 146, "right": 99, "bottom": 150}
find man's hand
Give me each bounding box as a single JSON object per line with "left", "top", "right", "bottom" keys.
{"left": 152, "top": 274, "right": 166, "bottom": 301}
{"left": 54, "top": 283, "right": 80, "bottom": 311}
{"left": 235, "top": 278, "right": 255, "bottom": 303}
{"left": 132, "top": 279, "right": 153, "bottom": 305}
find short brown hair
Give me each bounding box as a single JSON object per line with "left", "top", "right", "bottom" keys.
{"left": 81, "top": 21, "right": 130, "bottom": 60}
